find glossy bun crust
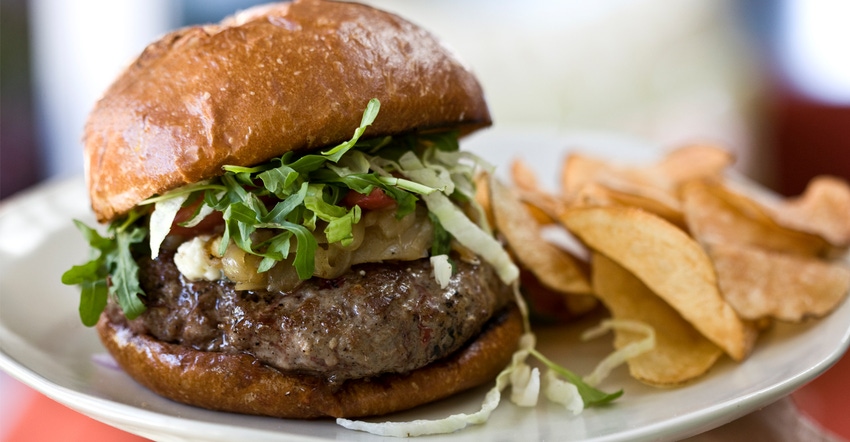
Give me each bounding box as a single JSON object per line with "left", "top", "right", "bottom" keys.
{"left": 85, "top": 0, "right": 491, "bottom": 222}
{"left": 97, "top": 305, "right": 522, "bottom": 419}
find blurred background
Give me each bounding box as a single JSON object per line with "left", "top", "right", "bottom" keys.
{"left": 2, "top": 0, "right": 849, "bottom": 202}
{"left": 1, "top": 0, "right": 849, "bottom": 440}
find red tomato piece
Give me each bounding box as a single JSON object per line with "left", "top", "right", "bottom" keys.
{"left": 342, "top": 188, "right": 396, "bottom": 210}
{"left": 169, "top": 199, "right": 224, "bottom": 237}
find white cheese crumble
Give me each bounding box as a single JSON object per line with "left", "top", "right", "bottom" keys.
{"left": 173, "top": 235, "right": 223, "bottom": 281}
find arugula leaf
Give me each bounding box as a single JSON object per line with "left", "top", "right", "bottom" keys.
{"left": 529, "top": 348, "right": 623, "bottom": 407}
{"left": 321, "top": 98, "right": 380, "bottom": 160}
{"left": 79, "top": 279, "right": 109, "bottom": 327}
{"left": 221, "top": 202, "right": 258, "bottom": 255}
{"left": 263, "top": 182, "right": 309, "bottom": 224}
{"left": 138, "top": 181, "right": 225, "bottom": 206}
{"left": 258, "top": 164, "right": 300, "bottom": 197}
{"left": 62, "top": 217, "right": 148, "bottom": 325}
{"left": 304, "top": 184, "right": 363, "bottom": 245}
{"left": 72, "top": 219, "right": 113, "bottom": 250}
{"left": 281, "top": 220, "right": 317, "bottom": 279}
{"left": 61, "top": 259, "right": 102, "bottom": 286}
{"left": 287, "top": 154, "right": 331, "bottom": 174}
{"left": 110, "top": 226, "right": 147, "bottom": 319}
{"left": 222, "top": 162, "right": 277, "bottom": 175}
{"left": 256, "top": 231, "right": 293, "bottom": 273}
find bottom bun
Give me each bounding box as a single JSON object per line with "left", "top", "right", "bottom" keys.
{"left": 97, "top": 304, "right": 523, "bottom": 419}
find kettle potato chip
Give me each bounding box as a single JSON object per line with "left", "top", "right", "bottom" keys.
{"left": 708, "top": 242, "right": 850, "bottom": 322}
{"left": 510, "top": 159, "right": 561, "bottom": 225}
{"left": 560, "top": 144, "right": 733, "bottom": 204}
{"left": 572, "top": 182, "right": 686, "bottom": 229}
{"left": 768, "top": 176, "right": 850, "bottom": 250}
{"left": 501, "top": 142, "right": 848, "bottom": 390}
{"left": 559, "top": 206, "right": 756, "bottom": 361}
{"left": 681, "top": 180, "right": 831, "bottom": 258}
{"left": 650, "top": 144, "right": 735, "bottom": 187}
{"left": 491, "top": 178, "right": 592, "bottom": 296}
{"left": 592, "top": 253, "right": 723, "bottom": 386}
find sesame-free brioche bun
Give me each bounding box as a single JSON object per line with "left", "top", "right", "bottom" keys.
{"left": 97, "top": 305, "right": 522, "bottom": 419}
{"left": 84, "top": 0, "right": 491, "bottom": 223}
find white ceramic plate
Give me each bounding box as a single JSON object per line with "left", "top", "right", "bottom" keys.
{"left": 1, "top": 128, "right": 848, "bottom": 442}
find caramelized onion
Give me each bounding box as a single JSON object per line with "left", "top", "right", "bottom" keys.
{"left": 220, "top": 242, "right": 266, "bottom": 289}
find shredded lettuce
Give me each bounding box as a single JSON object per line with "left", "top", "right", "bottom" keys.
{"left": 510, "top": 363, "right": 540, "bottom": 407}
{"left": 544, "top": 369, "right": 584, "bottom": 414}
{"left": 423, "top": 192, "right": 518, "bottom": 284}
{"left": 336, "top": 333, "right": 536, "bottom": 437}
{"left": 149, "top": 193, "right": 188, "bottom": 259}
{"left": 337, "top": 328, "right": 624, "bottom": 438}
{"left": 430, "top": 254, "right": 452, "bottom": 288}
{"left": 529, "top": 348, "right": 623, "bottom": 408}
{"left": 398, "top": 151, "right": 454, "bottom": 194}
{"left": 581, "top": 319, "right": 656, "bottom": 387}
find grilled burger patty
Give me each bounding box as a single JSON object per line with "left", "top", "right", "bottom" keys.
{"left": 107, "top": 250, "right": 513, "bottom": 383}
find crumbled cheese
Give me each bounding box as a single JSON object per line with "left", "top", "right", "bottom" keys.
{"left": 174, "top": 235, "right": 223, "bottom": 281}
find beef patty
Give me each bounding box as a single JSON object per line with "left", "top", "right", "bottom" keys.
{"left": 106, "top": 251, "right": 512, "bottom": 383}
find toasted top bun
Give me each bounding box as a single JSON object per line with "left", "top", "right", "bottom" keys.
{"left": 85, "top": 0, "right": 491, "bottom": 222}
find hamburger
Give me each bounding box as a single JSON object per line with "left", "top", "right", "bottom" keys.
{"left": 63, "top": 0, "right": 523, "bottom": 419}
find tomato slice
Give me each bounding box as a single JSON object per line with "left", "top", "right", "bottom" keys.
{"left": 342, "top": 188, "right": 396, "bottom": 210}
{"left": 169, "top": 199, "right": 224, "bottom": 237}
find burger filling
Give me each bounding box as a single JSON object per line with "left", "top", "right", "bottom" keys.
{"left": 172, "top": 204, "right": 436, "bottom": 292}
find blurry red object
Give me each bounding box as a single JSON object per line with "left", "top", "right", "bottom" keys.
{"left": 792, "top": 349, "right": 850, "bottom": 440}
{"left": 4, "top": 391, "right": 148, "bottom": 442}
{"left": 771, "top": 89, "right": 850, "bottom": 197}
